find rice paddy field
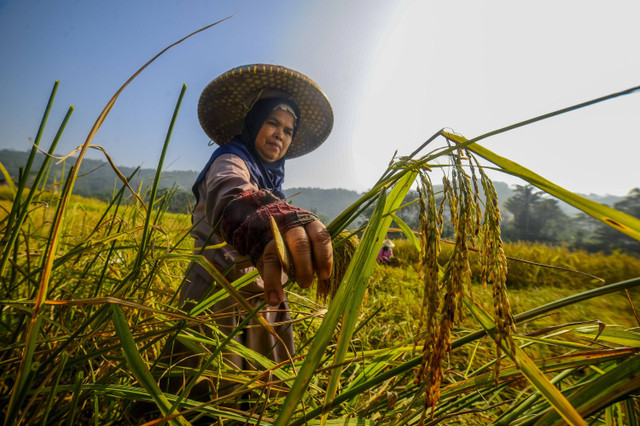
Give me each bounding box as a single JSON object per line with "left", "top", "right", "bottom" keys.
{"left": 1, "top": 153, "right": 639, "bottom": 425}
{"left": 2, "top": 27, "right": 640, "bottom": 425}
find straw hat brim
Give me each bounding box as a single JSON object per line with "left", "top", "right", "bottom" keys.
{"left": 198, "top": 64, "right": 334, "bottom": 159}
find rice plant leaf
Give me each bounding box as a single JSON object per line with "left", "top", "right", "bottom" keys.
{"left": 343, "top": 348, "right": 405, "bottom": 393}
{"left": 6, "top": 21, "right": 229, "bottom": 425}
{"left": 463, "top": 296, "right": 587, "bottom": 426}
{"left": 494, "top": 368, "right": 575, "bottom": 426}
{"left": 278, "top": 171, "right": 417, "bottom": 426}
{"left": 45, "top": 384, "right": 257, "bottom": 422}
{"left": 277, "top": 189, "right": 389, "bottom": 425}
{"left": 307, "top": 420, "right": 374, "bottom": 425}
{"left": 513, "top": 334, "right": 593, "bottom": 350}
{"left": 40, "top": 352, "right": 69, "bottom": 426}
{"left": 300, "top": 278, "right": 640, "bottom": 423}
{"left": 321, "top": 171, "right": 417, "bottom": 421}
{"left": 0, "top": 105, "right": 73, "bottom": 278}
{"left": 174, "top": 328, "right": 294, "bottom": 382}
{"left": 3, "top": 315, "right": 43, "bottom": 425}
{"left": 160, "top": 253, "right": 279, "bottom": 343}
{"left": 67, "top": 369, "right": 84, "bottom": 426}
{"left": 535, "top": 353, "right": 640, "bottom": 426}
{"left": 136, "top": 84, "right": 186, "bottom": 269}
{"left": 111, "top": 305, "right": 189, "bottom": 425}
{"left": 442, "top": 348, "right": 637, "bottom": 398}
{"left": 572, "top": 326, "right": 640, "bottom": 347}
{"left": 391, "top": 214, "right": 421, "bottom": 252}
{"left": 187, "top": 271, "right": 259, "bottom": 314}
{"left": 622, "top": 399, "right": 640, "bottom": 426}
{"left": 444, "top": 131, "right": 640, "bottom": 242}
{"left": 0, "top": 161, "right": 17, "bottom": 195}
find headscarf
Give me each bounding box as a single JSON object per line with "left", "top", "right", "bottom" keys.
{"left": 192, "top": 97, "right": 300, "bottom": 202}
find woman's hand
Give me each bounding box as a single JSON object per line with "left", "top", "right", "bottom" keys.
{"left": 257, "top": 219, "right": 333, "bottom": 306}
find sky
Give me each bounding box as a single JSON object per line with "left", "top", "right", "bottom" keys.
{"left": 1, "top": 0, "right": 639, "bottom": 197}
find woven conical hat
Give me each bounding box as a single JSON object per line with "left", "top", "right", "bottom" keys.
{"left": 198, "top": 64, "right": 333, "bottom": 158}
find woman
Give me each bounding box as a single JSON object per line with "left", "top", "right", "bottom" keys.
{"left": 181, "top": 64, "right": 334, "bottom": 372}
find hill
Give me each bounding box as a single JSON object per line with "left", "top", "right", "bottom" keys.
{"left": 0, "top": 149, "right": 197, "bottom": 196}
{"left": 0, "top": 149, "right": 626, "bottom": 221}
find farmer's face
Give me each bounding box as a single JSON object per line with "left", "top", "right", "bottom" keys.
{"left": 254, "top": 109, "right": 295, "bottom": 162}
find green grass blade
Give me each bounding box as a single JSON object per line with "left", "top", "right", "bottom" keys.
{"left": 572, "top": 325, "right": 640, "bottom": 347}
{"left": 111, "top": 305, "right": 189, "bottom": 425}
{"left": 307, "top": 420, "right": 374, "bottom": 425}
{"left": 0, "top": 161, "right": 16, "bottom": 195}
{"left": 622, "top": 398, "right": 640, "bottom": 426}
{"left": 463, "top": 296, "right": 587, "bottom": 426}
{"left": 442, "top": 348, "right": 636, "bottom": 398}
{"left": 391, "top": 214, "right": 420, "bottom": 252}
{"left": 444, "top": 131, "right": 640, "bottom": 242}
{"left": 3, "top": 80, "right": 58, "bottom": 226}
{"left": 276, "top": 171, "right": 417, "bottom": 426}
{"left": 65, "top": 369, "right": 83, "bottom": 426}
{"left": 186, "top": 269, "right": 259, "bottom": 316}
{"left": 535, "top": 354, "right": 640, "bottom": 425}
{"left": 495, "top": 369, "right": 575, "bottom": 425}
{"left": 4, "top": 315, "right": 43, "bottom": 425}
{"left": 321, "top": 171, "right": 418, "bottom": 423}
{"left": 0, "top": 80, "right": 59, "bottom": 274}
{"left": 135, "top": 84, "right": 186, "bottom": 270}
{"left": 275, "top": 189, "right": 390, "bottom": 426}
{"left": 0, "top": 105, "right": 74, "bottom": 275}
{"left": 159, "top": 253, "right": 281, "bottom": 341}
{"left": 40, "top": 351, "right": 68, "bottom": 426}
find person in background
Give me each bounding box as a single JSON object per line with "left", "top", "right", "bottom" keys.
{"left": 377, "top": 239, "right": 395, "bottom": 265}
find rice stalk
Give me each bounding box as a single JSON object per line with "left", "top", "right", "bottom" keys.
{"left": 38, "top": 351, "right": 68, "bottom": 426}
{"left": 0, "top": 84, "right": 69, "bottom": 276}
{"left": 1, "top": 81, "right": 58, "bottom": 235}
{"left": 414, "top": 172, "right": 441, "bottom": 408}
{"left": 281, "top": 172, "right": 417, "bottom": 426}
{"left": 318, "top": 171, "right": 417, "bottom": 426}
{"left": 476, "top": 162, "right": 517, "bottom": 379}
{"left": 135, "top": 84, "right": 186, "bottom": 270}
{"left": 66, "top": 369, "right": 84, "bottom": 426}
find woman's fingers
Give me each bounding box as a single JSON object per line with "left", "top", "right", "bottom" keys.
{"left": 258, "top": 219, "right": 333, "bottom": 304}
{"left": 305, "top": 220, "right": 333, "bottom": 280}
{"left": 284, "top": 226, "right": 314, "bottom": 288}
{"left": 257, "top": 240, "right": 285, "bottom": 306}
{"left": 284, "top": 220, "right": 333, "bottom": 288}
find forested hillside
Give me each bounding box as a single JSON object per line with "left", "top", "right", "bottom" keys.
{"left": 2, "top": 148, "right": 637, "bottom": 252}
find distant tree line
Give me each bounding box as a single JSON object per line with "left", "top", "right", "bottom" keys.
{"left": 501, "top": 185, "right": 640, "bottom": 254}
{"left": 379, "top": 185, "right": 640, "bottom": 255}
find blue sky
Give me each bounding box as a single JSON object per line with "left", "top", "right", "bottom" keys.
{"left": 1, "top": 1, "right": 639, "bottom": 196}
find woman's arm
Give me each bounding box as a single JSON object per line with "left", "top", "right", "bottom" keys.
{"left": 204, "top": 154, "right": 333, "bottom": 305}
{"left": 202, "top": 154, "right": 258, "bottom": 231}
